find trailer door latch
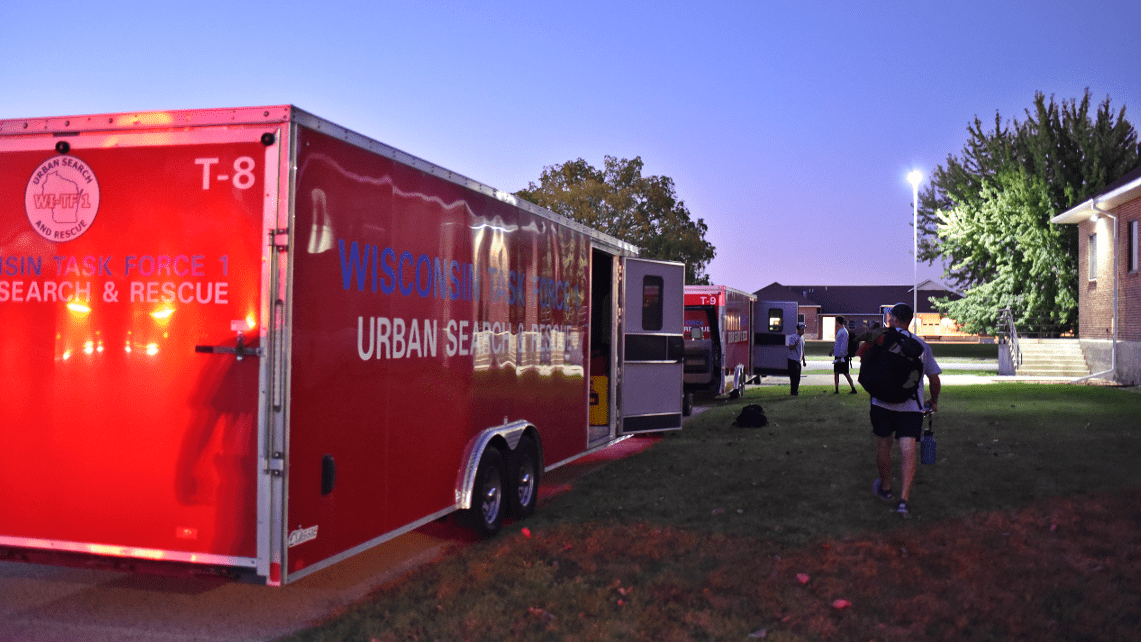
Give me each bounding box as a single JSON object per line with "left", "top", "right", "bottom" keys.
{"left": 195, "top": 331, "right": 264, "bottom": 360}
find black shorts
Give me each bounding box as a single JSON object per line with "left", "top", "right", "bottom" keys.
{"left": 870, "top": 404, "right": 923, "bottom": 440}
{"left": 833, "top": 359, "right": 849, "bottom": 374}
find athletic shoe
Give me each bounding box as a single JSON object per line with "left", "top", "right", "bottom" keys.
{"left": 873, "top": 478, "right": 893, "bottom": 501}
{"left": 849, "top": 389, "right": 858, "bottom": 394}
{"left": 896, "top": 500, "right": 910, "bottom": 517}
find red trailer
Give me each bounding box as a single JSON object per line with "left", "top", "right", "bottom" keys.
{"left": 682, "top": 285, "right": 755, "bottom": 409}
{"left": 0, "top": 106, "right": 684, "bottom": 585}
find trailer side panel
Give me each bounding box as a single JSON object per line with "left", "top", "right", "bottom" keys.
{"left": 283, "top": 127, "right": 591, "bottom": 577}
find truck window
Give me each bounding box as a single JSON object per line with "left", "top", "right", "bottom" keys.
{"left": 641, "top": 276, "right": 664, "bottom": 331}
{"left": 767, "top": 308, "right": 784, "bottom": 333}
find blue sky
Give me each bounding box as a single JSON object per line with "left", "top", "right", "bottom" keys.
{"left": 4, "top": 0, "right": 1140, "bottom": 289}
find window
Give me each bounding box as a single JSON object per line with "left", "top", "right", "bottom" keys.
{"left": 641, "top": 276, "right": 663, "bottom": 331}
{"left": 1129, "top": 220, "right": 1139, "bottom": 273}
{"left": 798, "top": 314, "right": 805, "bottom": 324}
{"left": 767, "top": 309, "right": 783, "bottom": 333}
{"left": 1089, "top": 233, "right": 1098, "bottom": 280}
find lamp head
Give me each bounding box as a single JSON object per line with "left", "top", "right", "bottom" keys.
{"left": 907, "top": 170, "right": 923, "bottom": 189}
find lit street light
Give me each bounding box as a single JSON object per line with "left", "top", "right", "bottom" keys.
{"left": 907, "top": 170, "right": 923, "bottom": 334}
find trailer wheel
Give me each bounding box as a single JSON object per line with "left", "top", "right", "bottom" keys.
{"left": 682, "top": 392, "right": 693, "bottom": 417}
{"left": 466, "top": 447, "right": 507, "bottom": 537}
{"left": 508, "top": 436, "right": 540, "bottom": 519}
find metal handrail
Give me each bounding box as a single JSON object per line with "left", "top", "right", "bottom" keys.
{"left": 996, "top": 308, "right": 1022, "bottom": 372}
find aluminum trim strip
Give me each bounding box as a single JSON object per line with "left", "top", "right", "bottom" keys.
{"left": 0, "top": 535, "right": 258, "bottom": 568}
{"left": 0, "top": 106, "right": 293, "bottom": 136}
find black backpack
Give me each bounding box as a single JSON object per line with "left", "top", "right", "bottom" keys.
{"left": 845, "top": 331, "right": 861, "bottom": 361}
{"left": 857, "top": 328, "right": 924, "bottom": 403}
{"left": 733, "top": 404, "right": 768, "bottom": 428}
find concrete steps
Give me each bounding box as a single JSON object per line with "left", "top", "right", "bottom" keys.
{"left": 1015, "top": 338, "right": 1090, "bottom": 377}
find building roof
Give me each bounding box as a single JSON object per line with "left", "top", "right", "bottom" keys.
{"left": 753, "top": 282, "right": 961, "bottom": 315}
{"left": 1052, "top": 163, "right": 1141, "bottom": 224}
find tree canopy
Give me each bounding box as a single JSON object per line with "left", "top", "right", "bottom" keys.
{"left": 917, "top": 90, "right": 1140, "bottom": 334}
{"left": 515, "top": 156, "right": 716, "bottom": 284}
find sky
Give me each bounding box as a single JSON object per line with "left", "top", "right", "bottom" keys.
{"left": 4, "top": 0, "right": 1140, "bottom": 292}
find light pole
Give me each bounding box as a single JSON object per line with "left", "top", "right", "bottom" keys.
{"left": 907, "top": 170, "right": 923, "bottom": 334}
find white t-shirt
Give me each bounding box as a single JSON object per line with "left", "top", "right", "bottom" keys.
{"left": 868, "top": 329, "right": 942, "bottom": 413}
{"left": 787, "top": 333, "right": 804, "bottom": 361}
{"left": 833, "top": 326, "right": 849, "bottom": 363}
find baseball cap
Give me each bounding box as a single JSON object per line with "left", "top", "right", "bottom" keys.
{"left": 889, "top": 302, "right": 913, "bottom": 323}
{"left": 796, "top": 322, "right": 806, "bottom": 330}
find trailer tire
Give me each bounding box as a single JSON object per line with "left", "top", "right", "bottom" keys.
{"left": 683, "top": 392, "right": 693, "bottom": 417}
{"left": 508, "top": 436, "right": 541, "bottom": 519}
{"left": 466, "top": 447, "right": 507, "bottom": 537}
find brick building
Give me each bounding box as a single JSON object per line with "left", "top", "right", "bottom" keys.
{"left": 753, "top": 281, "right": 970, "bottom": 341}
{"left": 1051, "top": 165, "right": 1141, "bottom": 385}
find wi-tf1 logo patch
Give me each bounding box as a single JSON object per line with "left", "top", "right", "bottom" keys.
{"left": 287, "top": 524, "right": 319, "bottom": 548}
{"left": 25, "top": 154, "right": 100, "bottom": 242}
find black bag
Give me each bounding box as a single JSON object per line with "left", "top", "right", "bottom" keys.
{"left": 845, "top": 332, "right": 861, "bottom": 361}
{"left": 857, "top": 328, "right": 924, "bottom": 403}
{"left": 733, "top": 404, "right": 768, "bottom": 427}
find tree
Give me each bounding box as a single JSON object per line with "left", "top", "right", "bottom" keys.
{"left": 917, "top": 90, "right": 1140, "bottom": 334}
{"left": 515, "top": 156, "right": 716, "bottom": 284}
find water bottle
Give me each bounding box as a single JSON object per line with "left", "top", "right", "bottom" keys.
{"left": 920, "top": 429, "right": 937, "bottom": 465}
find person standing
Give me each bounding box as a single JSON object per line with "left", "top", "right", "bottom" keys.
{"left": 786, "top": 322, "right": 807, "bottom": 396}
{"left": 869, "top": 303, "right": 941, "bottom": 517}
{"left": 830, "top": 316, "right": 857, "bottom": 394}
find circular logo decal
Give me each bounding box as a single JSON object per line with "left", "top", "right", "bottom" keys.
{"left": 25, "top": 155, "right": 100, "bottom": 242}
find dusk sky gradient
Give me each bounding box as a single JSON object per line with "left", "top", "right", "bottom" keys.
{"left": 4, "top": 0, "right": 1140, "bottom": 291}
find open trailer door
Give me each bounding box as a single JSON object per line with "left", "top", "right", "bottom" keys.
{"left": 618, "top": 257, "right": 684, "bottom": 434}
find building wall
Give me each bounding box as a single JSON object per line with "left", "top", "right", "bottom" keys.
{"left": 1077, "top": 195, "right": 1140, "bottom": 384}
{"left": 1118, "top": 198, "right": 1141, "bottom": 343}
{"left": 1079, "top": 196, "right": 1141, "bottom": 342}
{"left": 1080, "top": 215, "right": 1116, "bottom": 340}
{"left": 797, "top": 306, "right": 820, "bottom": 339}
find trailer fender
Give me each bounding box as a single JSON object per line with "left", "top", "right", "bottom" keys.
{"left": 455, "top": 420, "right": 543, "bottom": 510}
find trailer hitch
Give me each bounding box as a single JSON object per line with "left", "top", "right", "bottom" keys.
{"left": 195, "top": 331, "right": 264, "bottom": 360}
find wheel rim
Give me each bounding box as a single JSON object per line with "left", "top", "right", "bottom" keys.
{"left": 480, "top": 468, "right": 502, "bottom": 525}
{"left": 516, "top": 461, "right": 536, "bottom": 508}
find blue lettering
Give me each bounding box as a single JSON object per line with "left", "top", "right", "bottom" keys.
{"left": 338, "top": 239, "right": 371, "bottom": 291}
{"left": 448, "top": 260, "right": 461, "bottom": 301}
{"left": 468, "top": 263, "right": 477, "bottom": 301}
{"left": 416, "top": 254, "right": 431, "bottom": 297}
{"left": 380, "top": 247, "right": 396, "bottom": 294}
{"left": 399, "top": 251, "right": 415, "bottom": 296}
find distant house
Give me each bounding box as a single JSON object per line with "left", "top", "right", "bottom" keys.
{"left": 1050, "top": 165, "right": 1141, "bottom": 385}
{"left": 753, "top": 280, "right": 969, "bottom": 341}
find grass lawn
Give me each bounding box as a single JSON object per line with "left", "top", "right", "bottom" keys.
{"left": 279, "top": 384, "right": 1141, "bottom": 642}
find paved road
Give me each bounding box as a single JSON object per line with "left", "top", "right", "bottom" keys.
{"left": 0, "top": 437, "right": 658, "bottom": 642}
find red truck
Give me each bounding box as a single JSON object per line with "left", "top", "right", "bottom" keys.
{"left": 683, "top": 285, "right": 755, "bottom": 411}
{"left": 0, "top": 105, "right": 684, "bottom": 585}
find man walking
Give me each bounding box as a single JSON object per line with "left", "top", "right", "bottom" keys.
{"left": 869, "top": 303, "right": 941, "bottom": 517}
{"left": 787, "top": 322, "right": 807, "bottom": 396}
{"left": 830, "top": 316, "right": 857, "bottom": 394}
